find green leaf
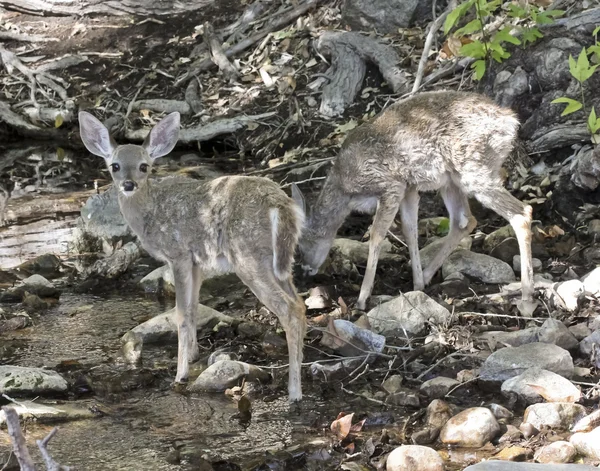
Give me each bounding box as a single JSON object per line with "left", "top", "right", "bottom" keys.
{"left": 54, "top": 114, "right": 64, "bottom": 128}
{"left": 459, "top": 40, "right": 487, "bottom": 59}
{"left": 534, "top": 8, "right": 564, "bottom": 25}
{"left": 472, "top": 59, "right": 486, "bottom": 80}
{"left": 588, "top": 107, "right": 600, "bottom": 134}
{"left": 56, "top": 147, "right": 65, "bottom": 161}
{"left": 594, "top": 25, "right": 600, "bottom": 37}
{"left": 444, "top": 0, "right": 475, "bottom": 35}
{"left": 436, "top": 218, "right": 450, "bottom": 236}
{"left": 570, "top": 49, "right": 598, "bottom": 83}
{"left": 493, "top": 27, "right": 521, "bottom": 46}
{"left": 488, "top": 41, "right": 510, "bottom": 62}
{"left": 454, "top": 18, "right": 482, "bottom": 37}
{"left": 522, "top": 27, "right": 543, "bottom": 46}
{"left": 551, "top": 97, "right": 583, "bottom": 116}
{"left": 588, "top": 44, "right": 600, "bottom": 56}
{"left": 507, "top": 4, "right": 527, "bottom": 18}
{"left": 478, "top": 0, "right": 502, "bottom": 16}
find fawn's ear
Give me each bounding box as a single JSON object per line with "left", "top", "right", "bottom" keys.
{"left": 79, "top": 111, "right": 117, "bottom": 160}
{"left": 143, "top": 112, "right": 180, "bottom": 159}
{"left": 291, "top": 183, "right": 306, "bottom": 214}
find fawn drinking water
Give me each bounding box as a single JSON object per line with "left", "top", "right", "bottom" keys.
{"left": 79, "top": 111, "right": 307, "bottom": 401}
{"left": 293, "top": 91, "right": 534, "bottom": 310}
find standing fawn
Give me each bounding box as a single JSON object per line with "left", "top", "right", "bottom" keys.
{"left": 293, "top": 91, "right": 534, "bottom": 311}
{"left": 79, "top": 112, "right": 307, "bottom": 401}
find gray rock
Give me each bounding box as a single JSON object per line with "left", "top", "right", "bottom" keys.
{"left": 581, "top": 267, "right": 600, "bottom": 296}
{"left": 524, "top": 403, "right": 587, "bottom": 430}
{"left": 15, "top": 254, "right": 62, "bottom": 280}
{"left": 0, "top": 366, "right": 68, "bottom": 395}
{"left": 320, "top": 319, "right": 386, "bottom": 356}
{"left": 426, "top": 399, "right": 453, "bottom": 429}
{"left": 534, "top": 441, "right": 577, "bottom": 464}
{"left": 479, "top": 343, "right": 574, "bottom": 386}
{"left": 386, "top": 388, "right": 420, "bottom": 407}
{"left": 570, "top": 426, "right": 600, "bottom": 460}
{"left": 538, "top": 318, "right": 579, "bottom": 351}
{"left": 310, "top": 358, "right": 363, "bottom": 381}
{"left": 0, "top": 315, "right": 30, "bottom": 333}
{"left": 439, "top": 407, "right": 500, "bottom": 447}
{"left": 513, "top": 255, "right": 542, "bottom": 273}
{"left": 464, "top": 463, "right": 597, "bottom": 471}
{"left": 442, "top": 249, "right": 516, "bottom": 284}
{"left": 419, "top": 236, "right": 471, "bottom": 270}
{"left": 21, "top": 274, "right": 59, "bottom": 297}
{"left": 328, "top": 238, "right": 400, "bottom": 275}
{"left": 207, "top": 350, "right": 238, "bottom": 366}
{"left": 342, "top": 0, "right": 432, "bottom": 34}
{"left": 588, "top": 219, "right": 600, "bottom": 236}
{"left": 489, "top": 403, "right": 513, "bottom": 420}
{"left": 476, "top": 327, "right": 540, "bottom": 348}
{"left": 382, "top": 374, "right": 404, "bottom": 394}
{"left": 366, "top": 291, "right": 450, "bottom": 338}
{"left": 568, "top": 323, "right": 592, "bottom": 341}
{"left": 0, "top": 401, "right": 94, "bottom": 425}
{"left": 386, "top": 445, "right": 444, "bottom": 471}
{"left": 140, "top": 265, "right": 175, "bottom": 294}
{"left": 483, "top": 225, "right": 516, "bottom": 257}
{"left": 501, "top": 368, "right": 581, "bottom": 405}
{"left": 579, "top": 329, "right": 600, "bottom": 357}
{"left": 189, "top": 360, "right": 270, "bottom": 392}
{"left": 420, "top": 376, "right": 460, "bottom": 399}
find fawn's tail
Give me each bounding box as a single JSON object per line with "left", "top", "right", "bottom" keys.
{"left": 270, "top": 202, "right": 305, "bottom": 281}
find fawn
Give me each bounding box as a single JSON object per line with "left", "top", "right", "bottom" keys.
{"left": 79, "top": 111, "right": 307, "bottom": 401}
{"left": 292, "top": 91, "right": 534, "bottom": 311}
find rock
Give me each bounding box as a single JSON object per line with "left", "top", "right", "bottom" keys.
{"left": 121, "top": 304, "right": 233, "bottom": 345}
{"left": 501, "top": 368, "right": 581, "bottom": 405}
{"left": 420, "top": 376, "right": 460, "bottom": 399}
{"left": 583, "top": 247, "right": 600, "bottom": 266}
{"left": 207, "top": 350, "right": 238, "bottom": 366}
{"left": 366, "top": 291, "right": 450, "bottom": 338}
{"left": 0, "top": 401, "right": 94, "bottom": 425}
{"left": 537, "top": 318, "right": 579, "bottom": 351}
{"left": 523, "top": 403, "right": 587, "bottom": 430}
{"left": 411, "top": 427, "right": 440, "bottom": 445}
{"left": 588, "top": 219, "right": 600, "bottom": 235}
{"left": 484, "top": 225, "right": 516, "bottom": 252}
{"left": 534, "top": 441, "right": 577, "bottom": 464}
{"left": 418, "top": 217, "right": 449, "bottom": 236}
{"left": 0, "top": 366, "right": 68, "bottom": 395}
{"left": 15, "top": 254, "right": 62, "bottom": 280}
{"left": 122, "top": 332, "right": 142, "bottom": 365}
{"left": 489, "top": 403, "right": 513, "bottom": 420}
{"left": 21, "top": 274, "right": 59, "bottom": 297}
{"left": 328, "top": 238, "right": 401, "bottom": 275}
{"left": 494, "top": 446, "right": 531, "bottom": 461}
{"left": 420, "top": 236, "right": 472, "bottom": 269}
{"left": 140, "top": 265, "right": 175, "bottom": 294}
{"left": 342, "top": 0, "right": 432, "bottom": 34}
{"left": 189, "top": 360, "right": 270, "bottom": 392}
{"left": 426, "top": 399, "right": 453, "bottom": 429}
{"left": 386, "top": 445, "right": 443, "bottom": 471}
{"left": 386, "top": 388, "right": 420, "bottom": 407}
{"left": 382, "top": 375, "right": 404, "bottom": 394}
{"left": 554, "top": 280, "right": 585, "bottom": 311}
{"left": 320, "top": 319, "right": 386, "bottom": 356}
{"left": 570, "top": 426, "right": 600, "bottom": 460}
{"left": 476, "top": 327, "right": 540, "bottom": 348}
{"left": 479, "top": 343, "right": 574, "bottom": 386}
{"left": 22, "top": 293, "right": 49, "bottom": 311}
{"left": 310, "top": 358, "right": 363, "bottom": 381}
{"left": 442, "top": 249, "right": 516, "bottom": 284}
{"left": 513, "top": 255, "right": 542, "bottom": 273}
{"left": 519, "top": 422, "right": 539, "bottom": 439}
{"left": 439, "top": 407, "right": 500, "bottom": 447}
{"left": 499, "top": 424, "right": 522, "bottom": 443}
{"left": 579, "top": 329, "right": 600, "bottom": 357}
{"left": 568, "top": 323, "right": 592, "bottom": 341}
{"left": 464, "top": 463, "right": 597, "bottom": 471}
{"left": 237, "top": 321, "right": 265, "bottom": 340}
{"left": 0, "top": 314, "right": 29, "bottom": 333}
{"left": 581, "top": 267, "right": 600, "bottom": 296}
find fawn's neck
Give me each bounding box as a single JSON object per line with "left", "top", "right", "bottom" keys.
{"left": 309, "top": 174, "right": 352, "bottom": 240}
{"left": 117, "top": 183, "right": 154, "bottom": 238}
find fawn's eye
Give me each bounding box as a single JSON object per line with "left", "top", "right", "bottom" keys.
{"left": 110, "top": 163, "right": 120, "bottom": 172}
{"left": 139, "top": 163, "right": 149, "bottom": 173}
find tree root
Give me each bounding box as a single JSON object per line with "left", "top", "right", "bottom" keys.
{"left": 203, "top": 21, "right": 240, "bottom": 82}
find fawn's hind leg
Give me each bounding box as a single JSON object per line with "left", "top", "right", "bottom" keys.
{"left": 399, "top": 186, "right": 424, "bottom": 290}
{"left": 422, "top": 181, "right": 477, "bottom": 285}
{"left": 236, "top": 267, "right": 306, "bottom": 402}
{"left": 188, "top": 263, "right": 203, "bottom": 362}
{"left": 357, "top": 191, "right": 404, "bottom": 311}
{"left": 171, "top": 259, "right": 196, "bottom": 383}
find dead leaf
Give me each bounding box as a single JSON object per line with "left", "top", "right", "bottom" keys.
{"left": 526, "top": 383, "right": 580, "bottom": 403}
{"left": 350, "top": 418, "right": 366, "bottom": 433}
{"left": 548, "top": 225, "right": 565, "bottom": 237}
{"left": 321, "top": 317, "right": 346, "bottom": 351}
{"left": 330, "top": 412, "right": 354, "bottom": 440}
{"left": 338, "top": 296, "right": 348, "bottom": 315}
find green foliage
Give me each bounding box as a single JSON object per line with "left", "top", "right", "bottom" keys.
{"left": 551, "top": 97, "right": 583, "bottom": 116}
{"left": 445, "top": 0, "right": 563, "bottom": 80}
{"left": 569, "top": 48, "right": 597, "bottom": 82}
{"left": 437, "top": 218, "right": 450, "bottom": 236}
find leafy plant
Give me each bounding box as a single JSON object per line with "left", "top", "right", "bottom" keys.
{"left": 552, "top": 43, "right": 600, "bottom": 143}
{"left": 444, "top": 0, "right": 564, "bottom": 80}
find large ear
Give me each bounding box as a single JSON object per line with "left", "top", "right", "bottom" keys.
{"left": 291, "top": 183, "right": 306, "bottom": 214}
{"left": 142, "top": 112, "right": 180, "bottom": 159}
{"left": 79, "top": 111, "right": 117, "bottom": 159}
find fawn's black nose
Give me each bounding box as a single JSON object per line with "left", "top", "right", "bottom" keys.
{"left": 123, "top": 180, "right": 136, "bottom": 192}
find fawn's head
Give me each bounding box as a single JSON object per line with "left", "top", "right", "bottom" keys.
{"left": 291, "top": 183, "right": 332, "bottom": 275}
{"left": 79, "top": 112, "right": 180, "bottom": 196}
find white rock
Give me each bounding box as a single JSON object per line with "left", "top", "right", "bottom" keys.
{"left": 320, "top": 319, "right": 385, "bottom": 356}
{"left": 501, "top": 368, "right": 581, "bottom": 404}
{"left": 140, "top": 265, "right": 174, "bottom": 293}
{"left": 534, "top": 441, "right": 577, "bottom": 464}
{"left": 442, "top": 249, "right": 516, "bottom": 284}
{"left": 189, "top": 360, "right": 270, "bottom": 392}
{"left": 581, "top": 267, "right": 600, "bottom": 296}
{"left": 0, "top": 401, "right": 93, "bottom": 425}
{"left": 479, "top": 343, "right": 574, "bottom": 385}
{"left": 570, "top": 426, "right": 600, "bottom": 460}
{"left": 524, "top": 403, "right": 587, "bottom": 430}
{"left": 0, "top": 366, "right": 68, "bottom": 395}
{"left": 366, "top": 291, "right": 450, "bottom": 338}
{"left": 554, "top": 280, "right": 585, "bottom": 311}
{"left": 464, "top": 462, "right": 597, "bottom": 471}
{"left": 439, "top": 407, "right": 500, "bottom": 447}
{"left": 579, "top": 329, "right": 600, "bottom": 357}
{"left": 386, "top": 445, "right": 444, "bottom": 471}
{"left": 538, "top": 318, "right": 579, "bottom": 351}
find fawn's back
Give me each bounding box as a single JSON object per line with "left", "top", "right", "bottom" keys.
{"left": 333, "top": 91, "right": 519, "bottom": 197}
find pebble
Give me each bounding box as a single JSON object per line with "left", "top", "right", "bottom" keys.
{"left": 188, "top": 360, "right": 270, "bottom": 392}
{"left": 420, "top": 376, "right": 460, "bottom": 399}
{"left": 442, "top": 249, "right": 516, "bottom": 284}
{"left": 386, "top": 445, "right": 444, "bottom": 471}
{"left": 382, "top": 375, "right": 404, "bottom": 394}
{"left": 439, "top": 407, "right": 500, "bottom": 447}
{"left": 537, "top": 318, "right": 579, "bottom": 351}
{"left": 523, "top": 403, "right": 587, "bottom": 430}
{"left": 501, "top": 368, "right": 581, "bottom": 404}
{"left": 534, "top": 441, "right": 577, "bottom": 464}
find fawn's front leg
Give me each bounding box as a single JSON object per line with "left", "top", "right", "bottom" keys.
{"left": 171, "top": 259, "right": 195, "bottom": 383}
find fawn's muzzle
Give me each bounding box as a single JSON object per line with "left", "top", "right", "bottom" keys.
{"left": 123, "top": 180, "right": 137, "bottom": 192}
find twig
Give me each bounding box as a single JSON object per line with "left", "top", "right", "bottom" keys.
{"left": 411, "top": 0, "right": 458, "bottom": 94}
{"left": 280, "top": 176, "right": 326, "bottom": 188}
{"left": 203, "top": 22, "right": 239, "bottom": 82}
{"left": 37, "top": 428, "right": 70, "bottom": 471}
{"left": 2, "top": 406, "right": 36, "bottom": 471}
{"left": 341, "top": 384, "right": 387, "bottom": 405}
{"left": 416, "top": 351, "right": 465, "bottom": 381}
{"left": 445, "top": 376, "right": 478, "bottom": 397}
